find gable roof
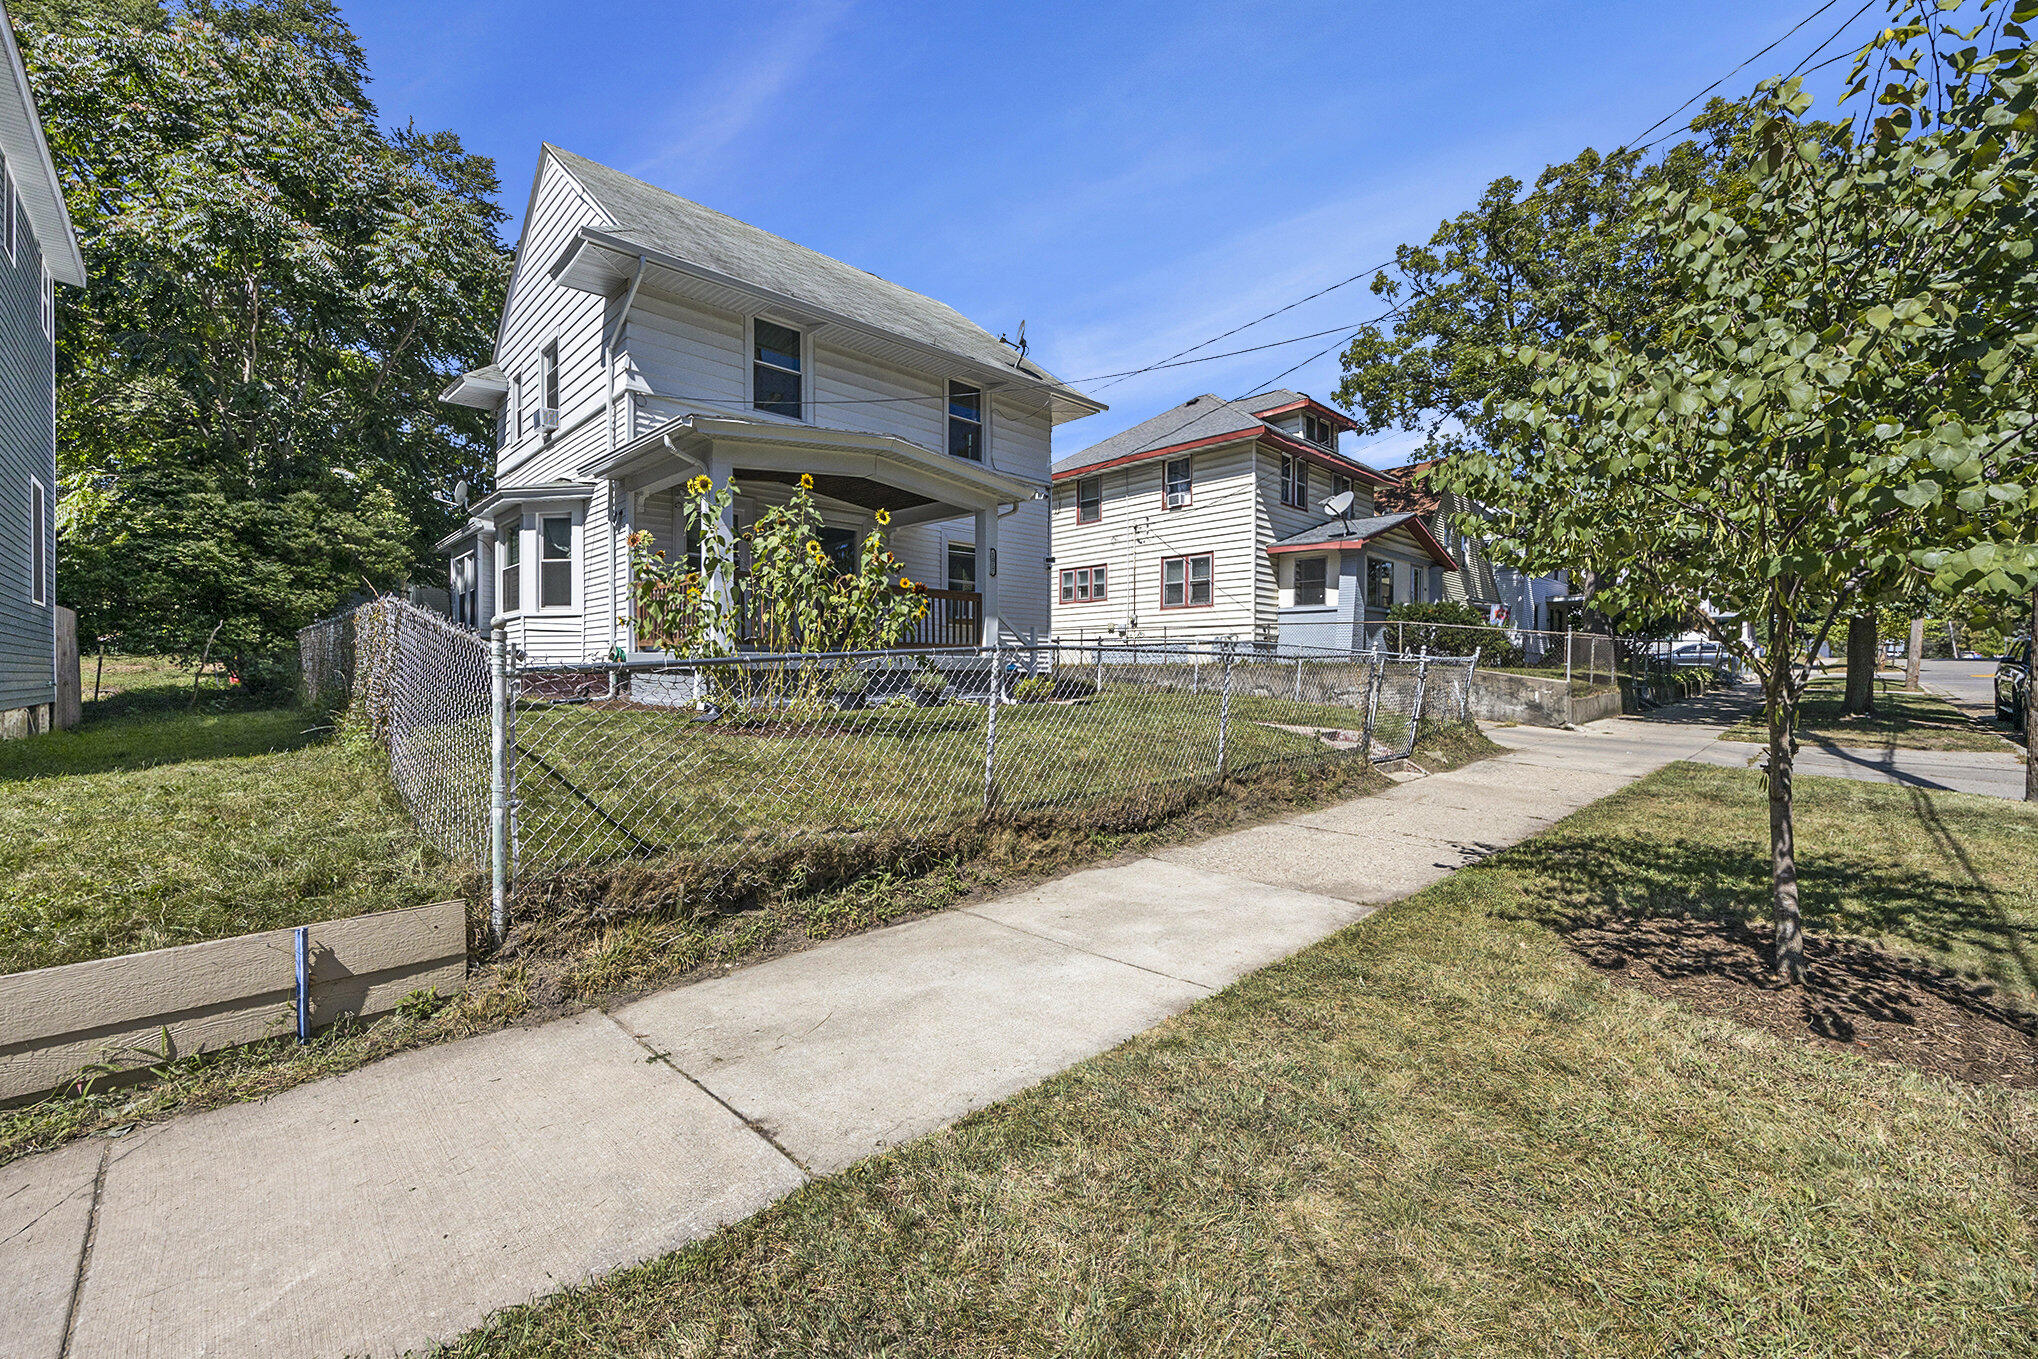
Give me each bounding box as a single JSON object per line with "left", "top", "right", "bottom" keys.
{"left": 1267, "top": 511, "right": 1458, "bottom": 569}
{"left": 1051, "top": 391, "right": 1393, "bottom": 483}
{"left": 542, "top": 146, "right": 1099, "bottom": 416}
{"left": 0, "top": 6, "right": 82, "bottom": 285}
{"left": 1247, "top": 389, "right": 1358, "bottom": 431}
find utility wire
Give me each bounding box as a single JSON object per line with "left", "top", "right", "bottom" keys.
{"left": 1626, "top": 0, "right": 1847, "bottom": 149}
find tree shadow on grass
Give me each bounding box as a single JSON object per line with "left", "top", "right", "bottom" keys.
{"left": 0, "top": 703, "right": 330, "bottom": 783}
{"left": 1500, "top": 832, "right": 2038, "bottom": 1087}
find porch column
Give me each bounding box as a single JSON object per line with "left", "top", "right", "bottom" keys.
{"left": 975, "top": 504, "right": 1001, "bottom": 645}
{"left": 476, "top": 526, "right": 498, "bottom": 632}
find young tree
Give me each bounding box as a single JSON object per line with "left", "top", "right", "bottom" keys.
{"left": 23, "top": 2, "right": 511, "bottom": 663}
{"left": 1437, "top": 0, "right": 2037, "bottom": 979}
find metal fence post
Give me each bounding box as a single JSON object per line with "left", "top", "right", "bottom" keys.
{"left": 1464, "top": 646, "right": 1482, "bottom": 722}
{"left": 982, "top": 640, "right": 1002, "bottom": 813}
{"left": 1565, "top": 626, "right": 1574, "bottom": 690}
{"left": 1408, "top": 649, "right": 1431, "bottom": 758}
{"left": 1094, "top": 640, "right": 1105, "bottom": 697}
{"left": 488, "top": 617, "right": 511, "bottom": 945}
{"left": 1215, "top": 640, "right": 1235, "bottom": 780}
{"left": 1293, "top": 654, "right": 1304, "bottom": 702}
{"left": 1361, "top": 655, "right": 1383, "bottom": 760}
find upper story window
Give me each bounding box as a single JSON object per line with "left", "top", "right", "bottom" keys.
{"left": 1076, "top": 475, "right": 1102, "bottom": 524}
{"left": 1331, "top": 472, "right": 1351, "bottom": 500}
{"left": 753, "top": 318, "right": 804, "bottom": 420}
{"left": 539, "top": 515, "right": 573, "bottom": 608}
{"left": 40, "top": 265, "right": 53, "bottom": 341}
{"left": 540, "top": 340, "right": 560, "bottom": 428}
{"left": 510, "top": 371, "right": 524, "bottom": 443}
{"left": 948, "top": 382, "right": 984, "bottom": 461}
{"left": 1303, "top": 413, "right": 1333, "bottom": 447}
{"left": 1164, "top": 456, "right": 1192, "bottom": 509}
{"left": 1280, "top": 453, "right": 1308, "bottom": 508}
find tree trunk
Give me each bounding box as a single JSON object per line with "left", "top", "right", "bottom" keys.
{"left": 1905, "top": 617, "right": 1924, "bottom": 690}
{"left": 1769, "top": 674, "right": 1804, "bottom": 982}
{"left": 1841, "top": 614, "right": 1877, "bottom": 715}
{"left": 2027, "top": 587, "right": 2036, "bottom": 804}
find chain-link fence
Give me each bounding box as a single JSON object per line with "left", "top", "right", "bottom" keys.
{"left": 303, "top": 605, "right": 1478, "bottom": 937}
{"left": 298, "top": 599, "right": 493, "bottom": 870}
{"left": 1352, "top": 619, "right": 1617, "bottom": 689}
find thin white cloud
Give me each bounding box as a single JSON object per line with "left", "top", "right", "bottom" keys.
{"left": 633, "top": 0, "right": 852, "bottom": 177}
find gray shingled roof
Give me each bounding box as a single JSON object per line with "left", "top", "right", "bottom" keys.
{"left": 549, "top": 146, "right": 1078, "bottom": 392}
{"left": 1051, "top": 394, "right": 1271, "bottom": 476}
{"left": 1271, "top": 513, "right": 1418, "bottom": 548}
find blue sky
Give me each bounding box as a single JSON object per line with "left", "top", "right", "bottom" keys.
{"left": 341, "top": 0, "right": 1879, "bottom": 466}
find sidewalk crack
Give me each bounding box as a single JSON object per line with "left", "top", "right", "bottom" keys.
{"left": 595, "top": 1011, "right": 813, "bottom": 1180}
{"left": 956, "top": 903, "right": 1215, "bottom": 993}
{"left": 57, "top": 1144, "right": 109, "bottom": 1359}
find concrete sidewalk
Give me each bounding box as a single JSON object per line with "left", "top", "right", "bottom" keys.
{"left": 1691, "top": 732, "right": 2027, "bottom": 799}
{"left": 3, "top": 702, "right": 1733, "bottom": 1359}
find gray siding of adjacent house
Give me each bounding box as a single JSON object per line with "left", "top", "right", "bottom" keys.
{"left": 0, "top": 173, "right": 53, "bottom": 714}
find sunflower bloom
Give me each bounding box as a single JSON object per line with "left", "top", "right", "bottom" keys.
{"left": 874, "top": 508, "right": 890, "bottom": 526}
{"left": 799, "top": 473, "right": 815, "bottom": 489}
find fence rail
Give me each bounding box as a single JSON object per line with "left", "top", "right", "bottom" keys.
{"left": 304, "top": 602, "right": 1480, "bottom": 940}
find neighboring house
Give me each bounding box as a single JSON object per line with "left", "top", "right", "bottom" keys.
{"left": 437, "top": 145, "right": 1103, "bottom": 661}
{"left": 1047, "top": 390, "right": 1456, "bottom": 650}
{"left": 0, "top": 3, "right": 84, "bottom": 738}
{"left": 1374, "top": 457, "right": 1573, "bottom": 633}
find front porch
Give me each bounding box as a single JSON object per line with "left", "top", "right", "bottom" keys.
{"left": 589, "top": 413, "right": 1038, "bottom": 656}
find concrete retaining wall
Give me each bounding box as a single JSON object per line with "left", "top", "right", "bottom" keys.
{"left": 0, "top": 900, "right": 467, "bottom": 1104}
{"left": 1468, "top": 669, "right": 1620, "bottom": 728}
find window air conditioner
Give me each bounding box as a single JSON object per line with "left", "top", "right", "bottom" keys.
{"left": 1165, "top": 491, "right": 1190, "bottom": 510}
{"left": 538, "top": 407, "right": 560, "bottom": 431}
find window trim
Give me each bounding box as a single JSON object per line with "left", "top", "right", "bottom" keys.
{"left": 1280, "top": 452, "right": 1309, "bottom": 508}
{"left": 509, "top": 371, "right": 524, "bottom": 445}
{"left": 1058, "top": 563, "right": 1109, "bottom": 604}
{"left": 540, "top": 339, "right": 560, "bottom": 432}
{"left": 451, "top": 550, "right": 478, "bottom": 627}
{"left": 748, "top": 315, "right": 807, "bottom": 422}
{"left": 1163, "top": 456, "right": 1192, "bottom": 509}
{"left": 29, "top": 476, "right": 46, "bottom": 606}
{"left": 1366, "top": 556, "right": 1395, "bottom": 611}
{"left": 537, "top": 513, "right": 574, "bottom": 610}
{"left": 947, "top": 380, "right": 985, "bottom": 462}
{"left": 1159, "top": 553, "right": 1214, "bottom": 611}
{"left": 500, "top": 522, "right": 523, "bottom": 614}
{"left": 1292, "top": 555, "right": 1329, "bottom": 608}
{"left": 1303, "top": 413, "right": 1333, "bottom": 448}
{"left": 1075, "top": 475, "right": 1102, "bottom": 525}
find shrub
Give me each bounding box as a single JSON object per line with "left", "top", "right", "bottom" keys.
{"left": 1385, "top": 602, "right": 1523, "bottom": 667}
{"left": 1013, "top": 675, "right": 1056, "bottom": 703}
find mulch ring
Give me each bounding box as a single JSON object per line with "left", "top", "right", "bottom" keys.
{"left": 1561, "top": 912, "right": 2038, "bottom": 1089}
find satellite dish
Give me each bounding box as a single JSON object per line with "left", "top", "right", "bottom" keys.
{"left": 1323, "top": 489, "right": 1356, "bottom": 519}
{"left": 452, "top": 479, "right": 471, "bottom": 510}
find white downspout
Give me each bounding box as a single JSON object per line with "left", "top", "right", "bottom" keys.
{"left": 604, "top": 255, "right": 648, "bottom": 660}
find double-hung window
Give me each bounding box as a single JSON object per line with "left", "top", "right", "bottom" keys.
{"left": 29, "top": 478, "right": 46, "bottom": 606}
{"left": 500, "top": 527, "right": 522, "bottom": 612}
{"left": 1293, "top": 556, "right": 1327, "bottom": 607}
{"left": 1303, "top": 413, "right": 1332, "bottom": 447}
{"left": 1281, "top": 453, "right": 1308, "bottom": 508}
{"left": 1059, "top": 564, "right": 1107, "bottom": 603}
{"left": 948, "top": 382, "right": 984, "bottom": 461}
{"left": 1367, "top": 557, "right": 1394, "bottom": 610}
{"left": 1161, "top": 553, "right": 1211, "bottom": 609}
{"left": 1163, "top": 457, "right": 1192, "bottom": 509}
{"left": 539, "top": 515, "right": 573, "bottom": 608}
{"left": 509, "top": 372, "right": 524, "bottom": 443}
{"left": 752, "top": 319, "right": 803, "bottom": 419}
{"left": 1075, "top": 475, "right": 1102, "bottom": 524}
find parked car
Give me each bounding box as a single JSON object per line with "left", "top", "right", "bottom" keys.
{"left": 1997, "top": 640, "right": 2030, "bottom": 727}
{"left": 1668, "top": 641, "right": 1737, "bottom": 675}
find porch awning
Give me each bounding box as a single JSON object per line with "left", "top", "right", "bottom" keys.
{"left": 1266, "top": 512, "right": 1459, "bottom": 570}
{"left": 582, "top": 413, "right": 1040, "bottom": 513}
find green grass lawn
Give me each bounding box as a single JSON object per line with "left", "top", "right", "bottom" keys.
{"left": 0, "top": 662, "right": 458, "bottom": 975}
{"left": 512, "top": 675, "right": 1426, "bottom": 872}
{"left": 1722, "top": 674, "right": 2015, "bottom": 753}
{"left": 435, "top": 764, "right": 2037, "bottom": 1359}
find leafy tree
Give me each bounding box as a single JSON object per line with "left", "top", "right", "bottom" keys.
{"left": 22, "top": 2, "right": 510, "bottom": 664}
{"left": 1436, "top": 0, "right": 2037, "bottom": 979}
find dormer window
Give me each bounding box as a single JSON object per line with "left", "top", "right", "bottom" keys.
{"left": 753, "top": 319, "right": 804, "bottom": 420}
{"left": 1303, "top": 413, "right": 1333, "bottom": 447}
{"left": 948, "top": 381, "right": 983, "bottom": 461}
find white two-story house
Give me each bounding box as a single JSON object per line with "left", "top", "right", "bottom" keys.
{"left": 1047, "top": 390, "right": 1456, "bottom": 650}
{"left": 438, "top": 145, "right": 1103, "bottom": 660}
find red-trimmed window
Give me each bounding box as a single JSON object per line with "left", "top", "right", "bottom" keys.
{"left": 1161, "top": 554, "right": 1212, "bottom": 609}
{"left": 1059, "top": 564, "right": 1108, "bottom": 603}
{"left": 1163, "top": 456, "right": 1192, "bottom": 509}
{"left": 1076, "top": 475, "right": 1102, "bottom": 524}
{"left": 1280, "top": 453, "right": 1308, "bottom": 508}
